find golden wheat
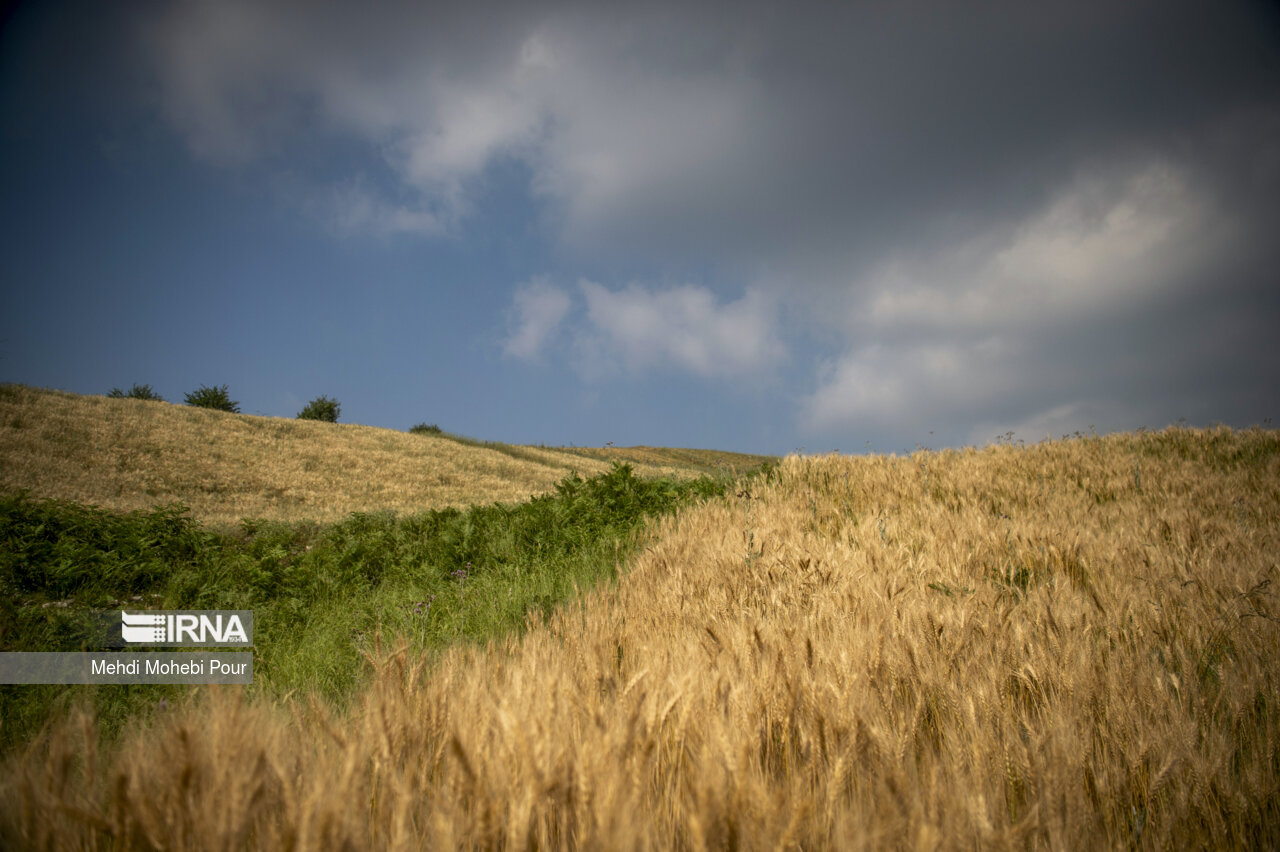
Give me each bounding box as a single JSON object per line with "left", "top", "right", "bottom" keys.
{"left": 3, "top": 426, "right": 1278, "bottom": 849}
{"left": 0, "top": 385, "right": 745, "bottom": 526}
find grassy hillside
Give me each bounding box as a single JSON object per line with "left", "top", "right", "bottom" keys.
{"left": 4, "top": 425, "right": 1277, "bottom": 849}
{"left": 0, "top": 384, "right": 772, "bottom": 527}
{"left": 0, "top": 463, "right": 731, "bottom": 753}
{"left": 554, "top": 443, "right": 776, "bottom": 478}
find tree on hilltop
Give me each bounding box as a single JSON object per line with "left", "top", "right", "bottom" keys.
{"left": 107, "top": 383, "right": 164, "bottom": 401}
{"left": 184, "top": 384, "right": 239, "bottom": 413}
{"left": 298, "top": 395, "right": 340, "bottom": 423}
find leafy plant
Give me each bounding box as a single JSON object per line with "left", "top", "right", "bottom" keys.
{"left": 410, "top": 423, "right": 443, "bottom": 435}
{"left": 107, "top": 383, "right": 164, "bottom": 402}
{"left": 184, "top": 384, "right": 239, "bottom": 413}
{"left": 297, "top": 395, "right": 340, "bottom": 423}
{"left": 0, "top": 462, "right": 738, "bottom": 751}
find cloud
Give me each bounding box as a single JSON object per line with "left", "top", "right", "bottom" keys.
{"left": 860, "top": 159, "right": 1221, "bottom": 333}
{"left": 577, "top": 282, "right": 784, "bottom": 379}
{"left": 805, "top": 340, "right": 1014, "bottom": 434}
{"left": 500, "top": 279, "right": 786, "bottom": 380}
{"left": 503, "top": 279, "right": 572, "bottom": 361}
{"left": 138, "top": 1, "right": 1280, "bottom": 259}
{"left": 138, "top": 0, "right": 552, "bottom": 234}
{"left": 132, "top": 0, "right": 1280, "bottom": 445}
{"left": 801, "top": 157, "right": 1244, "bottom": 439}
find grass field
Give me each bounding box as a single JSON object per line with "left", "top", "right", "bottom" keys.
{"left": 2, "top": 408, "right": 1277, "bottom": 848}
{"left": 0, "top": 384, "right": 771, "bottom": 528}
{"left": 0, "top": 387, "right": 762, "bottom": 754}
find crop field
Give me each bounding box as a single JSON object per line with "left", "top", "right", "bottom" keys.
{"left": 2, "top": 407, "right": 1278, "bottom": 848}
{"left": 0, "top": 384, "right": 767, "bottom": 528}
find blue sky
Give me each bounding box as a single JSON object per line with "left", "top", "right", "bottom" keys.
{"left": 2, "top": 1, "right": 1278, "bottom": 455}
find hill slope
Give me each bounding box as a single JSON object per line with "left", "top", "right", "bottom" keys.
{"left": 0, "top": 384, "right": 773, "bottom": 526}
{"left": 4, "top": 426, "right": 1278, "bottom": 848}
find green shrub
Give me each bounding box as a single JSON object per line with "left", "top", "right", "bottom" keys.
{"left": 184, "top": 384, "right": 239, "bottom": 413}
{"left": 107, "top": 383, "right": 164, "bottom": 402}
{"left": 0, "top": 461, "right": 753, "bottom": 751}
{"left": 410, "top": 423, "right": 443, "bottom": 435}
{"left": 297, "top": 396, "right": 340, "bottom": 423}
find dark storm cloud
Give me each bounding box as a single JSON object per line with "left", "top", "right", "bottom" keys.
{"left": 137, "top": 0, "right": 1280, "bottom": 445}
{"left": 534, "top": 0, "right": 1280, "bottom": 270}
{"left": 138, "top": 1, "right": 1278, "bottom": 245}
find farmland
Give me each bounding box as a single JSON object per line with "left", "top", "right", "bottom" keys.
{"left": 0, "top": 384, "right": 770, "bottom": 528}
{"left": 1, "top": 390, "right": 1277, "bottom": 848}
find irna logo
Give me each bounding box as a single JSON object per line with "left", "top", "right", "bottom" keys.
{"left": 120, "top": 611, "right": 252, "bottom": 646}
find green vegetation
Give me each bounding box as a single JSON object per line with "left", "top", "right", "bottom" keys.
{"left": 296, "top": 395, "right": 340, "bottom": 423}
{"left": 409, "top": 422, "right": 443, "bottom": 435}
{"left": 0, "top": 463, "right": 735, "bottom": 752}
{"left": 183, "top": 384, "right": 239, "bottom": 412}
{"left": 106, "top": 383, "right": 164, "bottom": 402}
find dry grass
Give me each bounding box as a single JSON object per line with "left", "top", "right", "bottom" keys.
{"left": 0, "top": 385, "right": 755, "bottom": 527}
{"left": 4, "top": 426, "right": 1278, "bottom": 849}
{"left": 555, "top": 445, "right": 776, "bottom": 479}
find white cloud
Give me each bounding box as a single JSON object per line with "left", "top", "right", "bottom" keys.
{"left": 500, "top": 279, "right": 786, "bottom": 380}
{"left": 804, "top": 339, "right": 1015, "bottom": 433}
{"left": 802, "top": 158, "right": 1225, "bottom": 438}
{"left": 577, "top": 281, "right": 784, "bottom": 379}
{"left": 398, "top": 32, "right": 556, "bottom": 186}
{"left": 862, "top": 160, "right": 1216, "bottom": 332}
{"left": 503, "top": 279, "right": 572, "bottom": 361}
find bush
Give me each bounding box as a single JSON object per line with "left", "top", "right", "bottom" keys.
{"left": 410, "top": 423, "right": 442, "bottom": 435}
{"left": 107, "top": 383, "right": 164, "bottom": 402}
{"left": 184, "top": 384, "right": 239, "bottom": 413}
{"left": 298, "top": 396, "right": 340, "bottom": 423}
{"left": 0, "top": 463, "right": 740, "bottom": 748}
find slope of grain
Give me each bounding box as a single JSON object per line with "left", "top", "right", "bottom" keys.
{"left": 0, "top": 384, "right": 765, "bottom": 526}
{"left": 6, "top": 426, "right": 1277, "bottom": 849}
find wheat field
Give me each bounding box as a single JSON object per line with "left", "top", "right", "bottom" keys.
{"left": 3, "top": 426, "right": 1278, "bottom": 849}
{"left": 0, "top": 385, "right": 765, "bottom": 527}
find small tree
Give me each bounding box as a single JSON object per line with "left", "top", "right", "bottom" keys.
{"left": 184, "top": 384, "right": 239, "bottom": 413}
{"left": 410, "top": 423, "right": 442, "bottom": 435}
{"left": 297, "top": 395, "right": 340, "bottom": 423}
{"left": 107, "top": 383, "right": 164, "bottom": 402}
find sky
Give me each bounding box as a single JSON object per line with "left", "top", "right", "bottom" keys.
{"left": 1, "top": 0, "right": 1278, "bottom": 456}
